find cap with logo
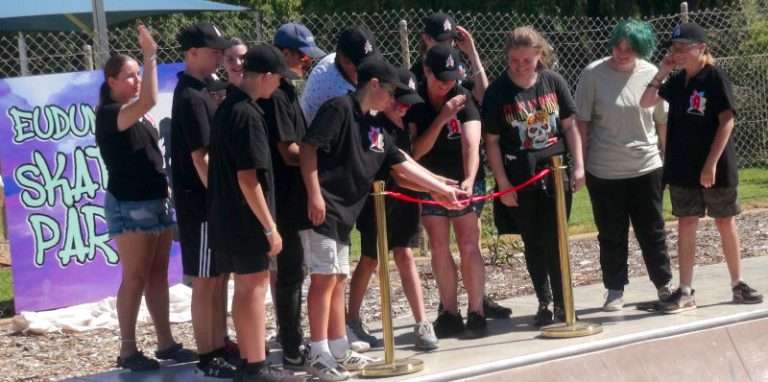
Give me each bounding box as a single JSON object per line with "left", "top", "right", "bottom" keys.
{"left": 424, "top": 44, "right": 463, "bottom": 81}
{"left": 242, "top": 43, "right": 299, "bottom": 80}
{"left": 177, "top": 23, "right": 232, "bottom": 51}
{"left": 337, "top": 26, "right": 378, "bottom": 66}
{"left": 423, "top": 13, "right": 458, "bottom": 42}
{"left": 357, "top": 58, "right": 410, "bottom": 91}
{"left": 669, "top": 22, "right": 707, "bottom": 45}
{"left": 394, "top": 68, "right": 423, "bottom": 105}
{"left": 274, "top": 23, "right": 327, "bottom": 59}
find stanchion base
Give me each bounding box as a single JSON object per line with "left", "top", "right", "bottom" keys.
{"left": 359, "top": 358, "right": 425, "bottom": 378}
{"left": 541, "top": 321, "right": 603, "bottom": 338}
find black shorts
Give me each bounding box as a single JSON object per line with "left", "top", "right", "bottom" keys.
{"left": 214, "top": 245, "right": 270, "bottom": 275}
{"left": 178, "top": 218, "right": 219, "bottom": 278}
{"left": 358, "top": 197, "right": 421, "bottom": 260}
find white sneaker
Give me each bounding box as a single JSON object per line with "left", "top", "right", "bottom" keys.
{"left": 305, "top": 351, "right": 349, "bottom": 381}
{"left": 603, "top": 289, "right": 624, "bottom": 312}
{"left": 414, "top": 321, "right": 438, "bottom": 350}
{"left": 335, "top": 350, "right": 380, "bottom": 372}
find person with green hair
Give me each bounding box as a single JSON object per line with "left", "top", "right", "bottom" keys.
{"left": 574, "top": 19, "right": 674, "bottom": 312}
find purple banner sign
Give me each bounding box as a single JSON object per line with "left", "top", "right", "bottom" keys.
{"left": 0, "top": 63, "right": 185, "bottom": 312}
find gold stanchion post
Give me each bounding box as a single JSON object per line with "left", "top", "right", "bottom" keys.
{"left": 541, "top": 156, "right": 603, "bottom": 338}
{"left": 360, "top": 181, "right": 424, "bottom": 378}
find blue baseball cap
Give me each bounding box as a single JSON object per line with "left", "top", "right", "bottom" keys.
{"left": 273, "top": 23, "right": 327, "bottom": 59}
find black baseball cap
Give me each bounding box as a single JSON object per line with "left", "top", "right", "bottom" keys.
{"left": 669, "top": 22, "right": 707, "bottom": 45}
{"left": 423, "top": 13, "right": 458, "bottom": 42}
{"left": 242, "top": 43, "right": 299, "bottom": 80}
{"left": 357, "top": 58, "right": 410, "bottom": 91}
{"left": 274, "top": 23, "right": 327, "bottom": 59}
{"left": 177, "top": 23, "right": 232, "bottom": 51}
{"left": 424, "top": 44, "right": 463, "bottom": 81}
{"left": 394, "top": 68, "right": 423, "bottom": 105}
{"left": 337, "top": 26, "right": 378, "bottom": 66}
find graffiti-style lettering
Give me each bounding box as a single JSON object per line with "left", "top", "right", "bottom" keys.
{"left": 7, "top": 104, "right": 96, "bottom": 144}
{"left": 29, "top": 214, "right": 61, "bottom": 267}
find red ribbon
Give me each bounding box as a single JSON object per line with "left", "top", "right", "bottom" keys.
{"left": 385, "top": 168, "right": 552, "bottom": 206}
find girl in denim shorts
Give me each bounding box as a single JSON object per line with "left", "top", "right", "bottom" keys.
{"left": 95, "top": 26, "right": 195, "bottom": 371}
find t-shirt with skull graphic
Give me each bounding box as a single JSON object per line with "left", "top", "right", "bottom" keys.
{"left": 482, "top": 69, "right": 576, "bottom": 185}
{"left": 405, "top": 83, "right": 482, "bottom": 182}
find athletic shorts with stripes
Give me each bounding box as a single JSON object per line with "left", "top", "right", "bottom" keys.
{"left": 178, "top": 219, "right": 218, "bottom": 278}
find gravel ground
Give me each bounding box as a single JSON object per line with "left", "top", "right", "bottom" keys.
{"left": 1, "top": 210, "right": 766, "bottom": 381}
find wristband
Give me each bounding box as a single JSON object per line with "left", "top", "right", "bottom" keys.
{"left": 264, "top": 228, "right": 274, "bottom": 237}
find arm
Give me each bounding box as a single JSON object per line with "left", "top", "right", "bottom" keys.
{"left": 411, "top": 94, "right": 466, "bottom": 160}
{"left": 485, "top": 133, "right": 517, "bottom": 207}
{"left": 299, "top": 142, "right": 325, "bottom": 225}
{"left": 277, "top": 142, "right": 301, "bottom": 167}
{"left": 700, "top": 110, "right": 735, "bottom": 188}
{"left": 460, "top": 120, "right": 481, "bottom": 193}
{"left": 562, "top": 116, "right": 585, "bottom": 192}
{"left": 391, "top": 160, "right": 468, "bottom": 208}
{"left": 191, "top": 149, "right": 209, "bottom": 188}
{"left": 656, "top": 123, "right": 667, "bottom": 160}
{"left": 117, "top": 25, "right": 157, "bottom": 131}
{"left": 237, "top": 170, "right": 282, "bottom": 256}
{"left": 455, "top": 26, "right": 489, "bottom": 103}
{"left": 640, "top": 53, "right": 675, "bottom": 108}
{"left": 576, "top": 120, "right": 589, "bottom": 165}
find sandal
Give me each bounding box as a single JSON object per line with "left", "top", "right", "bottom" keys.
{"left": 117, "top": 351, "right": 160, "bottom": 371}
{"left": 155, "top": 342, "right": 198, "bottom": 363}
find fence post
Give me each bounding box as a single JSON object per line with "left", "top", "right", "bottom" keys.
{"left": 83, "top": 44, "right": 94, "bottom": 71}
{"left": 398, "top": 20, "right": 411, "bottom": 69}
{"left": 91, "top": 0, "right": 110, "bottom": 68}
{"left": 17, "top": 32, "right": 30, "bottom": 76}
{"left": 680, "top": 2, "right": 689, "bottom": 23}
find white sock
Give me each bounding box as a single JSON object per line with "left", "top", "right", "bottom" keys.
{"left": 329, "top": 336, "right": 349, "bottom": 359}
{"left": 680, "top": 285, "right": 693, "bottom": 295}
{"left": 309, "top": 339, "right": 330, "bottom": 358}
{"left": 731, "top": 279, "right": 743, "bottom": 288}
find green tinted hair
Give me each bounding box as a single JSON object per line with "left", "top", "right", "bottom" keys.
{"left": 609, "top": 19, "right": 656, "bottom": 59}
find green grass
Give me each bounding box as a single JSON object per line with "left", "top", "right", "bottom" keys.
{"left": 0, "top": 268, "right": 13, "bottom": 318}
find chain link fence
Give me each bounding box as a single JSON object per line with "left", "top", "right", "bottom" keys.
{"left": 1, "top": 3, "right": 766, "bottom": 168}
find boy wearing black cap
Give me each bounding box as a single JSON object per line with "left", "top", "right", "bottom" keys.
{"left": 348, "top": 68, "right": 440, "bottom": 351}
{"left": 641, "top": 23, "right": 763, "bottom": 313}
{"left": 413, "top": 12, "right": 489, "bottom": 103}
{"left": 299, "top": 58, "right": 466, "bottom": 381}
{"left": 171, "top": 22, "right": 235, "bottom": 378}
{"left": 208, "top": 43, "right": 303, "bottom": 382}
{"left": 300, "top": 25, "right": 379, "bottom": 123}
{"left": 256, "top": 22, "right": 326, "bottom": 370}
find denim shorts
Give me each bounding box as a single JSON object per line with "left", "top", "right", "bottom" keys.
{"left": 104, "top": 192, "right": 175, "bottom": 237}
{"left": 420, "top": 178, "right": 486, "bottom": 218}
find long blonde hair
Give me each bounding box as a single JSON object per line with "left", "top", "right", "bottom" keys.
{"left": 504, "top": 26, "right": 554, "bottom": 69}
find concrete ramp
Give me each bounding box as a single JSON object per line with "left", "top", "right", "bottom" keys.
{"left": 466, "top": 318, "right": 768, "bottom": 382}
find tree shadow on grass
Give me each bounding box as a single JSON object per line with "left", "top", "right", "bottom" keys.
{"left": 0, "top": 299, "right": 14, "bottom": 318}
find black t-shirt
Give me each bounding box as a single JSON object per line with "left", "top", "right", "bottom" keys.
{"left": 208, "top": 86, "right": 274, "bottom": 255}
{"left": 659, "top": 64, "right": 738, "bottom": 188}
{"left": 300, "top": 94, "right": 407, "bottom": 243}
{"left": 170, "top": 72, "right": 217, "bottom": 219}
{"left": 95, "top": 100, "right": 169, "bottom": 201}
{"left": 405, "top": 83, "right": 482, "bottom": 182}
{"left": 482, "top": 69, "right": 576, "bottom": 186}
{"left": 257, "top": 79, "right": 307, "bottom": 225}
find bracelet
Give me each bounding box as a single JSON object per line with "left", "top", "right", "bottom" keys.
{"left": 646, "top": 82, "right": 660, "bottom": 89}
{"left": 264, "top": 228, "right": 274, "bottom": 237}
{"left": 146, "top": 54, "right": 157, "bottom": 62}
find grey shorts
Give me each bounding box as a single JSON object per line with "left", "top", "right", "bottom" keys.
{"left": 669, "top": 185, "right": 741, "bottom": 218}
{"left": 299, "top": 229, "right": 350, "bottom": 276}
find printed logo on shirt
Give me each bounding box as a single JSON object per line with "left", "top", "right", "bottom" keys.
{"left": 502, "top": 92, "right": 560, "bottom": 150}
{"left": 446, "top": 118, "right": 461, "bottom": 140}
{"left": 688, "top": 90, "right": 707, "bottom": 116}
{"left": 368, "top": 126, "right": 385, "bottom": 152}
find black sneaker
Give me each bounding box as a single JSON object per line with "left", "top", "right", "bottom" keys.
{"left": 117, "top": 351, "right": 160, "bottom": 371}
{"left": 282, "top": 352, "right": 305, "bottom": 371}
{"left": 235, "top": 364, "right": 305, "bottom": 382}
{"left": 464, "top": 311, "right": 487, "bottom": 338}
{"left": 155, "top": 342, "right": 198, "bottom": 363}
{"left": 732, "top": 281, "right": 763, "bottom": 304}
{"left": 660, "top": 288, "right": 696, "bottom": 314}
{"left": 533, "top": 303, "right": 555, "bottom": 327}
{"left": 483, "top": 296, "right": 512, "bottom": 319}
{"left": 223, "top": 337, "right": 242, "bottom": 366}
{"left": 433, "top": 310, "right": 464, "bottom": 338}
{"left": 195, "top": 357, "right": 237, "bottom": 379}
